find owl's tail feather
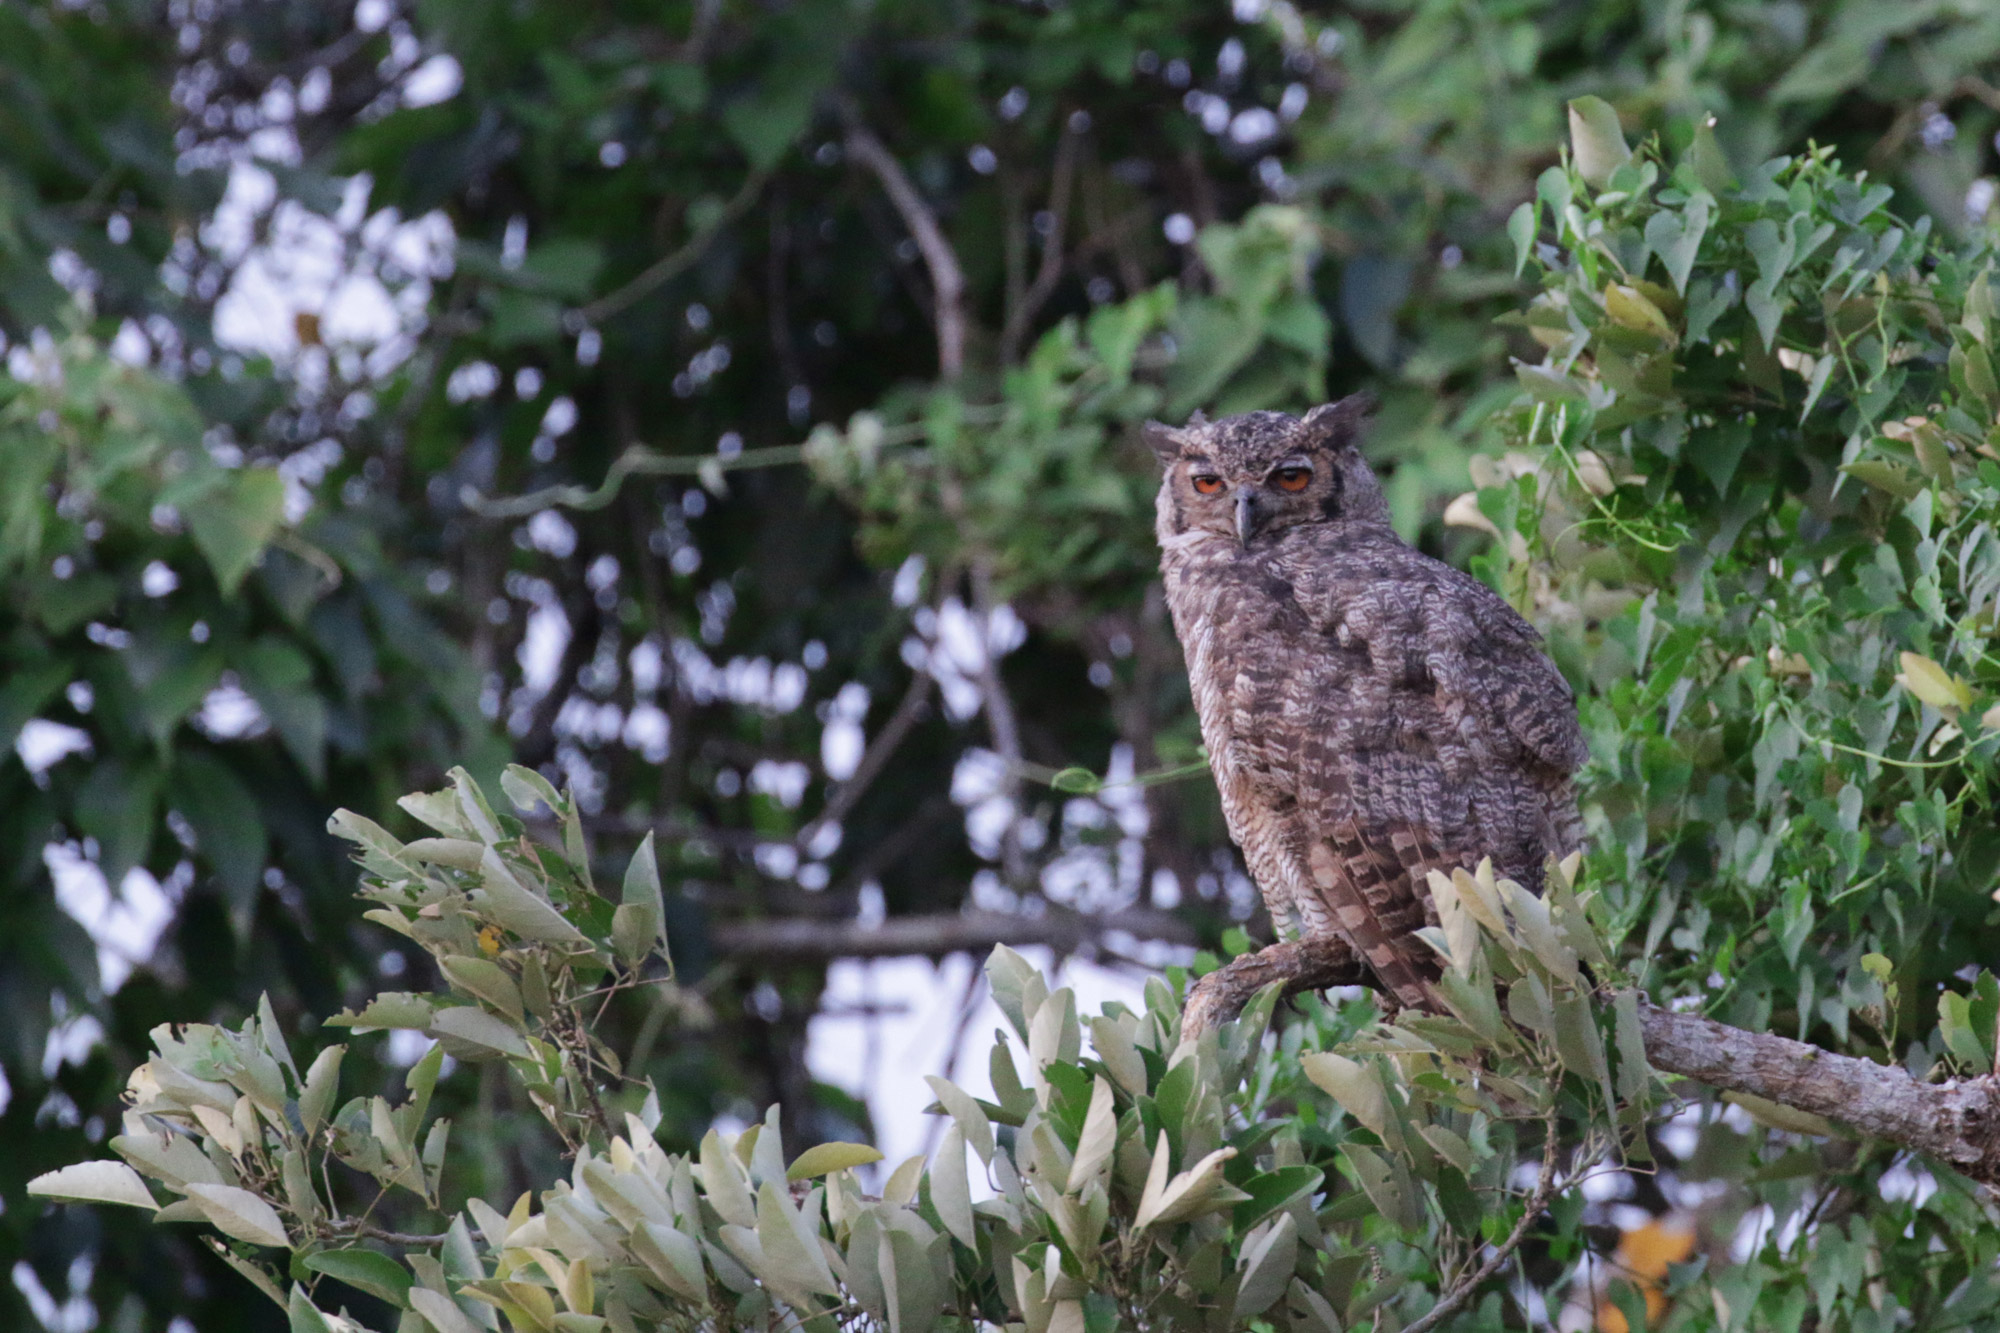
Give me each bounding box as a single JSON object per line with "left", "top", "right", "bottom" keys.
{"left": 1304, "top": 816, "right": 1454, "bottom": 1013}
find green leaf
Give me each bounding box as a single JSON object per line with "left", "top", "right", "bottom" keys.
{"left": 1938, "top": 990, "right": 1991, "bottom": 1072}
{"left": 74, "top": 757, "right": 160, "bottom": 887}
{"left": 1066, "top": 1076, "right": 1117, "bottom": 1191}
{"left": 1299, "top": 1052, "right": 1389, "bottom": 1137}
{"left": 502, "top": 763, "right": 563, "bottom": 815}
{"left": 302, "top": 1248, "right": 414, "bottom": 1306}
{"left": 785, "top": 1140, "right": 885, "bottom": 1181}
{"left": 286, "top": 1286, "right": 335, "bottom": 1333}
{"left": 618, "top": 831, "right": 668, "bottom": 962}
{"left": 1234, "top": 1214, "right": 1298, "bottom": 1321}
{"left": 174, "top": 752, "right": 267, "bottom": 918}
{"left": 408, "top": 1288, "right": 483, "bottom": 1333}
{"left": 922, "top": 1074, "right": 996, "bottom": 1164}
{"left": 722, "top": 84, "right": 816, "bottom": 170}
{"left": 183, "top": 467, "right": 286, "bottom": 595}
{"left": 428, "top": 1005, "right": 530, "bottom": 1061}
{"left": 0, "top": 661, "right": 71, "bottom": 753}
{"left": 239, "top": 637, "right": 327, "bottom": 782}
{"left": 27, "top": 1160, "right": 159, "bottom": 1211}
{"left": 324, "top": 993, "right": 436, "bottom": 1031}
{"left": 184, "top": 1183, "right": 291, "bottom": 1247}
{"left": 1567, "top": 97, "right": 1631, "bottom": 188}
{"left": 754, "top": 1179, "right": 838, "bottom": 1297}
{"left": 927, "top": 1124, "right": 976, "bottom": 1247}
{"left": 1507, "top": 201, "right": 1538, "bottom": 279}
{"left": 476, "top": 848, "right": 591, "bottom": 945}
{"left": 438, "top": 956, "right": 525, "bottom": 1023}
{"left": 1229, "top": 1165, "right": 1323, "bottom": 1230}
{"left": 298, "top": 1046, "right": 344, "bottom": 1136}
{"left": 1644, "top": 193, "right": 1711, "bottom": 296}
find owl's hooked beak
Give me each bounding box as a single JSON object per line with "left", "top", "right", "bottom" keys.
{"left": 1233, "top": 485, "right": 1258, "bottom": 547}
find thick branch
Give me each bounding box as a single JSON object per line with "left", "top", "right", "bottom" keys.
{"left": 711, "top": 908, "right": 1197, "bottom": 962}
{"left": 1181, "top": 936, "right": 1369, "bottom": 1037}
{"left": 1635, "top": 1000, "right": 2000, "bottom": 1183}
{"left": 1180, "top": 942, "right": 2000, "bottom": 1186}
{"left": 842, "top": 115, "right": 967, "bottom": 379}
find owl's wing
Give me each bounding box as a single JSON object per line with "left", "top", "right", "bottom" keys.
{"left": 1294, "top": 763, "right": 1459, "bottom": 1010}
{"left": 1272, "top": 539, "right": 1587, "bottom": 1008}
{"left": 1449, "top": 567, "right": 1590, "bottom": 778}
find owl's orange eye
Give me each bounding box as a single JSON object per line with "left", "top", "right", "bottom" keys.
{"left": 1191, "top": 474, "right": 1225, "bottom": 495}
{"left": 1274, "top": 467, "right": 1312, "bottom": 492}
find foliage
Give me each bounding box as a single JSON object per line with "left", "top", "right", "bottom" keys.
{"left": 1494, "top": 105, "right": 2000, "bottom": 1049}
{"left": 14, "top": 0, "right": 2000, "bottom": 1329}
{"left": 807, "top": 205, "right": 1327, "bottom": 618}
{"left": 1462, "top": 108, "right": 2000, "bottom": 1329}
{"left": 38, "top": 769, "right": 1652, "bottom": 1333}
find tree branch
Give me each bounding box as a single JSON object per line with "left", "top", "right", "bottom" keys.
{"left": 710, "top": 907, "right": 1197, "bottom": 963}
{"left": 841, "top": 113, "right": 967, "bottom": 380}
{"left": 796, "top": 664, "right": 934, "bottom": 852}
{"left": 1401, "top": 1107, "right": 1562, "bottom": 1333}
{"left": 1179, "top": 939, "right": 2000, "bottom": 1186}
{"left": 577, "top": 167, "right": 773, "bottom": 324}
{"left": 1000, "top": 125, "right": 1081, "bottom": 365}
{"left": 1633, "top": 999, "right": 2000, "bottom": 1184}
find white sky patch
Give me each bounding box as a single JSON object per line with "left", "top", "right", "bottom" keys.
{"left": 447, "top": 359, "right": 500, "bottom": 402}
{"left": 807, "top": 952, "right": 1150, "bottom": 1187}
{"left": 671, "top": 641, "right": 810, "bottom": 712}
{"left": 198, "top": 679, "right": 268, "bottom": 739}
{"left": 622, "top": 703, "right": 670, "bottom": 762}
{"left": 750, "top": 759, "right": 811, "bottom": 809}
{"left": 141, "top": 560, "right": 180, "bottom": 597}
{"left": 43, "top": 1011, "right": 106, "bottom": 1079}
{"left": 1877, "top": 1156, "right": 1937, "bottom": 1207}
{"left": 526, "top": 509, "right": 577, "bottom": 557}
{"left": 12, "top": 1258, "right": 95, "bottom": 1333}
{"left": 401, "top": 54, "right": 463, "bottom": 108}
{"left": 517, "top": 601, "right": 572, "bottom": 694}
{"left": 891, "top": 555, "right": 926, "bottom": 607}
{"left": 629, "top": 638, "right": 664, "bottom": 694}
{"left": 17, "top": 720, "right": 92, "bottom": 777}
{"left": 905, "top": 597, "right": 1026, "bottom": 721}
{"left": 820, "top": 681, "right": 870, "bottom": 780}
{"left": 46, "top": 845, "right": 178, "bottom": 993}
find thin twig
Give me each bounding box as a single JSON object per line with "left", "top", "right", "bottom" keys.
{"left": 1399, "top": 1111, "right": 1562, "bottom": 1333}
{"left": 1000, "top": 125, "right": 1082, "bottom": 364}
{"left": 796, "top": 665, "right": 935, "bottom": 851}
{"left": 841, "top": 111, "right": 967, "bottom": 379}
{"left": 327, "top": 1222, "right": 452, "bottom": 1247}
{"left": 460, "top": 443, "right": 806, "bottom": 518}
{"left": 577, "top": 167, "right": 774, "bottom": 324}
{"left": 967, "top": 559, "right": 1030, "bottom": 885}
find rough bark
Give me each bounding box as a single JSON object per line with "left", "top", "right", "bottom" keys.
{"left": 1182, "top": 937, "right": 2000, "bottom": 1186}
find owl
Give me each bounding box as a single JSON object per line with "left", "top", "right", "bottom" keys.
{"left": 1150, "top": 396, "right": 1587, "bottom": 1010}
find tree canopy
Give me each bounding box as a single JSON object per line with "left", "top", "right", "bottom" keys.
{"left": 8, "top": 2, "right": 2000, "bottom": 1331}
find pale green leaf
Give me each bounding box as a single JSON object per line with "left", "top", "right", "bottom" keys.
{"left": 185, "top": 1182, "right": 291, "bottom": 1247}
{"left": 28, "top": 1160, "right": 158, "bottom": 1211}
{"left": 786, "top": 1141, "right": 885, "bottom": 1181}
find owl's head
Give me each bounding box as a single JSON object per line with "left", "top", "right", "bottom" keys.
{"left": 1147, "top": 395, "right": 1389, "bottom": 548}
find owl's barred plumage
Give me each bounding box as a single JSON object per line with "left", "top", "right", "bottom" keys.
{"left": 1151, "top": 396, "right": 1587, "bottom": 1010}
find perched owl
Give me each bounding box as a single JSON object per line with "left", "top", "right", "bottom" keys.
{"left": 1150, "top": 396, "right": 1587, "bottom": 1010}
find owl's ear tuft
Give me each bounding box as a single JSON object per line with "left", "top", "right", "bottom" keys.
{"left": 1300, "top": 393, "right": 1377, "bottom": 452}
{"left": 1143, "top": 420, "right": 1188, "bottom": 466}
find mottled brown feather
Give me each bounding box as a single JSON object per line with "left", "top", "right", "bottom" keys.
{"left": 1152, "top": 399, "right": 1586, "bottom": 1010}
